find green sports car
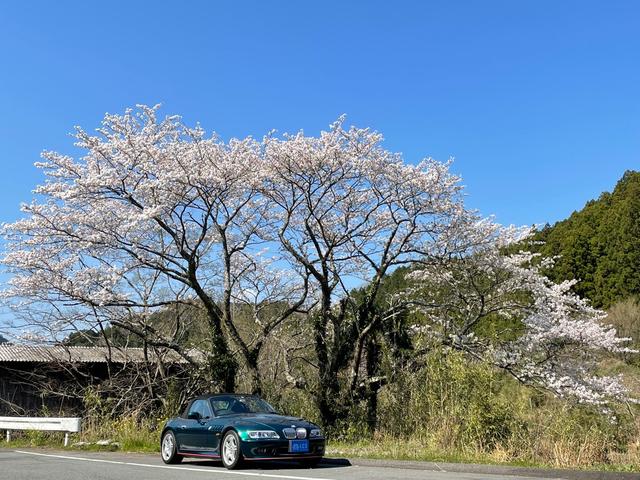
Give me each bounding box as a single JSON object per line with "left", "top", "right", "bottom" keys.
{"left": 160, "top": 393, "right": 325, "bottom": 469}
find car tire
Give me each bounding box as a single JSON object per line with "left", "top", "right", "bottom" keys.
{"left": 221, "top": 430, "right": 243, "bottom": 469}
{"left": 300, "top": 457, "right": 322, "bottom": 468}
{"left": 160, "top": 431, "right": 183, "bottom": 464}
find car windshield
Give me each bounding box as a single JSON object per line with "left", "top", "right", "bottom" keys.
{"left": 210, "top": 395, "right": 277, "bottom": 416}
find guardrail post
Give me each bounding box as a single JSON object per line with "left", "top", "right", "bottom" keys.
{"left": 5, "top": 430, "right": 10, "bottom": 442}
{"left": 64, "top": 432, "right": 69, "bottom": 447}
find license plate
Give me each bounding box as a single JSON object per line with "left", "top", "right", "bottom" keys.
{"left": 289, "top": 439, "right": 309, "bottom": 453}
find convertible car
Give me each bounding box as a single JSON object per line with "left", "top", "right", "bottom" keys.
{"left": 160, "top": 393, "right": 325, "bottom": 469}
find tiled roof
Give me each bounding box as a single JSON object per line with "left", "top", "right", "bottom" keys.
{"left": 0, "top": 344, "right": 200, "bottom": 364}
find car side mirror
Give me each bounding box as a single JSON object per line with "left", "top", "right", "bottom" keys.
{"left": 187, "top": 412, "right": 201, "bottom": 420}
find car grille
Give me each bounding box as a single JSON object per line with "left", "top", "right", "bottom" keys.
{"left": 282, "top": 427, "right": 307, "bottom": 439}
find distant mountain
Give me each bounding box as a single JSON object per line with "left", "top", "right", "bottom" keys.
{"left": 0, "top": 334, "right": 7, "bottom": 343}
{"left": 531, "top": 170, "right": 640, "bottom": 308}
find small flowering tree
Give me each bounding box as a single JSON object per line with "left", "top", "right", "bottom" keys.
{"left": 407, "top": 220, "right": 634, "bottom": 406}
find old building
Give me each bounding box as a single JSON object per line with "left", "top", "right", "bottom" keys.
{"left": 0, "top": 344, "right": 198, "bottom": 415}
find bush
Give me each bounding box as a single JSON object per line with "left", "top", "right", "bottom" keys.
{"left": 377, "top": 351, "right": 517, "bottom": 450}
{"left": 328, "top": 350, "right": 640, "bottom": 470}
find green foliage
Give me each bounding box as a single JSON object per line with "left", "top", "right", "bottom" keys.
{"left": 269, "top": 388, "right": 321, "bottom": 425}
{"left": 90, "top": 416, "right": 160, "bottom": 452}
{"left": 6, "top": 350, "right": 639, "bottom": 471}
{"left": 64, "top": 327, "right": 144, "bottom": 347}
{"left": 329, "top": 350, "right": 640, "bottom": 470}
{"left": 63, "top": 302, "right": 210, "bottom": 348}
{"left": 607, "top": 297, "right": 640, "bottom": 346}
{"left": 531, "top": 170, "right": 640, "bottom": 308}
{"left": 376, "top": 350, "right": 517, "bottom": 449}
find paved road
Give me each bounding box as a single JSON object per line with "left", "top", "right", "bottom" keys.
{"left": 0, "top": 448, "right": 566, "bottom": 480}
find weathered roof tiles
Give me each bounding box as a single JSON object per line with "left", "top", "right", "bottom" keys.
{"left": 0, "top": 344, "right": 200, "bottom": 364}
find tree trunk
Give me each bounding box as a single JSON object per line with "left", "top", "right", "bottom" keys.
{"left": 364, "top": 337, "right": 381, "bottom": 432}
{"left": 315, "top": 378, "right": 342, "bottom": 428}
{"left": 246, "top": 353, "right": 262, "bottom": 396}
{"left": 206, "top": 312, "right": 237, "bottom": 392}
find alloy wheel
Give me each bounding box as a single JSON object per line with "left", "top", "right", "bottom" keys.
{"left": 222, "top": 431, "right": 242, "bottom": 469}
{"left": 160, "top": 431, "right": 182, "bottom": 464}
{"left": 161, "top": 433, "right": 173, "bottom": 461}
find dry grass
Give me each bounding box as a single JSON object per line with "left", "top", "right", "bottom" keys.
{"left": 328, "top": 429, "right": 640, "bottom": 472}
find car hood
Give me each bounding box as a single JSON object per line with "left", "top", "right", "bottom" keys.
{"left": 227, "top": 413, "right": 317, "bottom": 430}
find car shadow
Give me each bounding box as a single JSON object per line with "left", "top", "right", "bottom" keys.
{"left": 184, "top": 457, "right": 352, "bottom": 470}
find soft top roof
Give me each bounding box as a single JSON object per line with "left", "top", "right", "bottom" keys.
{"left": 195, "top": 393, "right": 261, "bottom": 399}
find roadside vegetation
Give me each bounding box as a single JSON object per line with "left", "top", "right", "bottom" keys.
{"left": 5, "top": 349, "right": 639, "bottom": 471}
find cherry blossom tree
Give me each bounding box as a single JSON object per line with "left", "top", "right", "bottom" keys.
{"left": 2, "top": 105, "right": 633, "bottom": 427}
{"left": 406, "top": 220, "right": 635, "bottom": 407}
{"left": 226, "top": 254, "right": 311, "bottom": 394}
{"left": 2, "top": 105, "right": 278, "bottom": 392}
{"left": 260, "top": 119, "right": 498, "bottom": 425}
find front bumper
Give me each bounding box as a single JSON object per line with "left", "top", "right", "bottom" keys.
{"left": 241, "top": 438, "right": 325, "bottom": 459}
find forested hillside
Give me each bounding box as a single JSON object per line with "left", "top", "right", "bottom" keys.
{"left": 531, "top": 170, "right": 640, "bottom": 308}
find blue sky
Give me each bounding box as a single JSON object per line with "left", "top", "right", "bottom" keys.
{"left": 0, "top": 1, "right": 637, "bottom": 227}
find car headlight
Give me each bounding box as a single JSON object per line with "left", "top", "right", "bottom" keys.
{"left": 247, "top": 430, "right": 280, "bottom": 439}
{"left": 309, "top": 428, "right": 323, "bottom": 438}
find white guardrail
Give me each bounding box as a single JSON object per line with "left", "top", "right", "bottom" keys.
{"left": 0, "top": 417, "right": 81, "bottom": 446}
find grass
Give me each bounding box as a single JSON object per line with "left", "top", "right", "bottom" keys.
{"left": 3, "top": 428, "right": 639, "bottom": 473}
{"left": 326, "top": 435, "right": 640, "bottom": 473}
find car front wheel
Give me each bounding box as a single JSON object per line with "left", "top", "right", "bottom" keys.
{"left": 160, "top": 431, "right": 182, "bottom": 464}
{"left": 221, "top": 430, "right": 243, "bottom": 469}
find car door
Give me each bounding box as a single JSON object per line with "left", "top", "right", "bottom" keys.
{"left": 176, "top": 400, "right": 208, "bottom": 451}
{"left": 192, "top": 399, "right": 218, "bottom": 452}
{"left": 173, "top": 401, "right": 194, "bottom": 450}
